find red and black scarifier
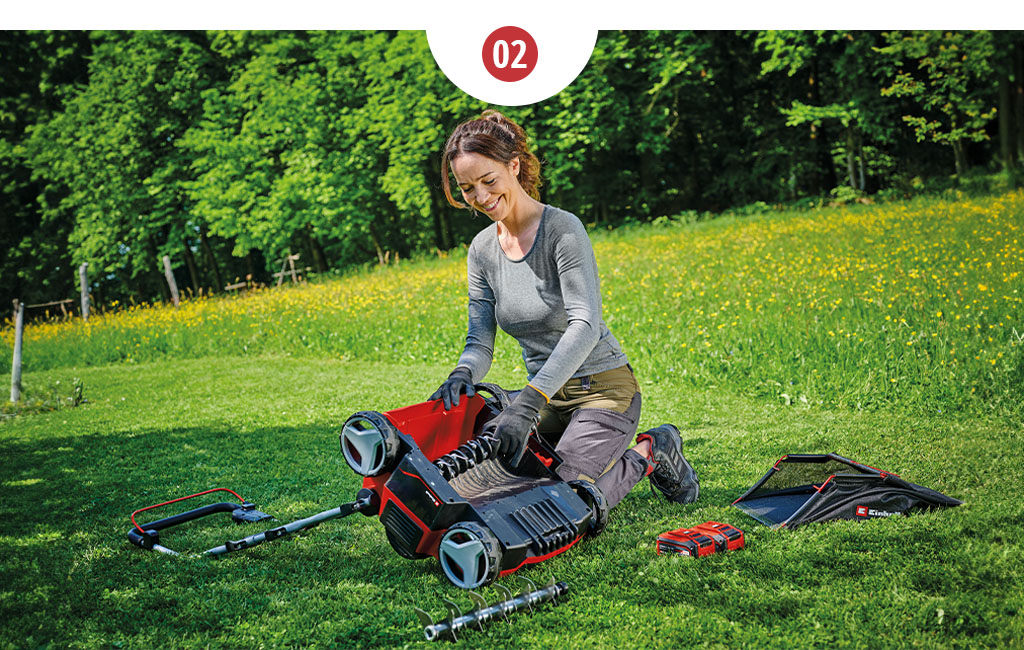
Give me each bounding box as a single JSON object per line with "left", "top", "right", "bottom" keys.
{"left": 128, "top": 384, "right": 607, "bottom": 589}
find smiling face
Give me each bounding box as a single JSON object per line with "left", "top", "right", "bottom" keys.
{"left": 451, "top": 152, "right": 522, "bottom": 223}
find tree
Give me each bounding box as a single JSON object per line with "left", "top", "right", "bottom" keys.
{"left": 878, "top": 31, "right": 998, "bottom": 178}
{"left": 991, "top": 31, "right": 1024, "bottom": 178}
{"left": 0, "top": 31, "right": 90, "bottom": 312}
{"left": 757, "top": 31, "right": 907, "bottom": 195}
{"left": 27, "top": 31, "right": 220, "bottom": 302}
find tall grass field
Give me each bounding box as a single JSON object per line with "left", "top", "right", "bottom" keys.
{"left": 1, "top": 191, "right": 1022, "bottom": 649}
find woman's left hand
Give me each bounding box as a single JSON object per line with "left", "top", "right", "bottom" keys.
{"left": 494, "top": 385, "right": 548, "bottom": 467}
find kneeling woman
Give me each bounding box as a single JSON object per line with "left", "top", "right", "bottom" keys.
{"left": 431, "top": 110, "right": 698, "bottom": 508}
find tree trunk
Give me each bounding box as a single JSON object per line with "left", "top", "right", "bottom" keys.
{"left": 306, "top": 224, "right": 329, "bottom": 272}
{"left": 953, "top": 139, "right": 969, "bottom": 178}
{"left": 846, "top": 126, "right": 858, "bottom": 188}
{"left": 199, "top": 225, "right": 222, "bottom": 292}
{"left": 857, "top": 134, "right": 867, "bottom": 191}
{"left": 183, "top": 239, "right": 201, "bottom": 295}
{"left": 999, "top": 71, "right": 1016, "bottom": 172}
{"left": 246, "top": 249, "right": 258, "bottom": 282}
{"left": 430, "top": 193, "right": 453, "bottom": 251}
{"left": 1014, "top": 43, "right": 1024, "bottom": 166}
{"left": 368, "top": 224, "right": 386, "bottom": 265}
{"left": 808, "top": 64, "right": 838, "bottom": 194}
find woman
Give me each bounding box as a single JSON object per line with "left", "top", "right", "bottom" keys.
{"left": 430, "top": 110, "right": 698, "bottom": 509}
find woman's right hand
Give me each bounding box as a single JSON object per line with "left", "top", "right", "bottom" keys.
{"left": 429, "top": 367, "right": 476, "bottom": 410}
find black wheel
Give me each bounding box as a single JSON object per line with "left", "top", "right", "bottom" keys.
{"left": 570, "top": 480, "right": 609, "bottom": 537}
{"left": 438, "top": 521, "right": 502, "bottom": 589}
{"left": 340, "top": 410, "right": 400, "bottom": 477}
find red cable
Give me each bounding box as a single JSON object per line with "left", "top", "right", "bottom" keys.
{"left": 131, "top": 488, "right": 246, "bottom": 534}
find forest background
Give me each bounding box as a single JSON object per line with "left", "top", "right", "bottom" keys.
{"left": 2, "top": 30, "right": 1024, "bottom": 312}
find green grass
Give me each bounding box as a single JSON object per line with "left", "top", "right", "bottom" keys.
{"left": 4, "top": 191, "right": 1022, "bottom": 416}
{"left": 2, "top": 192, "right": 1023, "bottom": 648}
{"left": 1, "top": 358, "right": 1021, "bottom": 649}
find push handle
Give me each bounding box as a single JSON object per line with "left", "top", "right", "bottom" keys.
{"left": 131, "top": 487, "right": 246, "bottom": 533}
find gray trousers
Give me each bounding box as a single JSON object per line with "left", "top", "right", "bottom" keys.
{"left": 535, "top": 365, "right": 649, "bottom": 508}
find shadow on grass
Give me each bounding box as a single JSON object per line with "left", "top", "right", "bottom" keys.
{"left": 0, "top": 423, "right": 361, "bottom": 534}
{"left": 0, "top": 422, "right": 457, "bottom": 648}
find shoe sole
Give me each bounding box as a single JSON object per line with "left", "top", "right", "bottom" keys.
{"left": 649, "top": 424, "right": 700, "bottom": 504}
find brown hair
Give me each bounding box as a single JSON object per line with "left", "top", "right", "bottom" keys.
{"left": 440, "top": 109, "right": 542, "bottom": 208}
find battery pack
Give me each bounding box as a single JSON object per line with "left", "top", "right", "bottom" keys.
{"left": 694, "top": 521, "right": 744, "bottom": 552}
{"left": 655, "top": 527, "right": 716, "bottom": 557}
{"left": 656, "top": 521, "right": 744, "bottom": 557}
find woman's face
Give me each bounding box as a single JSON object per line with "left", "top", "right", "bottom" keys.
{"left": 451, "top": 152, "right": 521, "bottom": 223}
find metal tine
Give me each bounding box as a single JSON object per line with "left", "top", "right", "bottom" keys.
{"left": 467, "top": 590, "right": 487, "bottom": 609}
{"left": 467, "top": 591, "right": 488, "bottom": 630}
{"left": 492, "top": 582, "right": 514, "bottom": 623}
{"left": 515, "top": 575, "right": 537, "bottom": 613}
{"left": 515, "top": 574, "right": 537, "bottom": 595}
{"left": 441, "top": 597, "right": 462, "bottom": 621}
{"left": 546, "top": 576, "right": 559, "bottom": 602}
{"left": 440, "top": 597, "right": 460, "bottom": 642}
{"left": 411, "top": 606, "right": 434, "bottom": 628}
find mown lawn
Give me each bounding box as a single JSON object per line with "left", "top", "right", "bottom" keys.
{"left": 2, "top": 191, "right": 1023, "bottom": 649}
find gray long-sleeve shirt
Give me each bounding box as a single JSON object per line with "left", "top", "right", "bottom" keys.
{"left": 456, "top": 205, "right": 628, "bottom": 398}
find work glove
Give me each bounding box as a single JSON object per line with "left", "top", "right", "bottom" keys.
{"left": 429, "top": 367, "right": 475, "bottom": 411}
{"left": 494, "top": 385, "right": 548, "bottom": 468}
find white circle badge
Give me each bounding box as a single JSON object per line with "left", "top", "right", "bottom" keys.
{"left": 426, "top": 23, "right": 599, "bottom": 107}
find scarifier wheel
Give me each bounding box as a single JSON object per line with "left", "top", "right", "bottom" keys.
{"left": 569, "top": 480, "right": 609, "bottom": 537}
{"left": 438, "top": 521, "right": 502, "bottom": 589}
{"left": 340, "top": 410, "right": 400, "bottom": 477}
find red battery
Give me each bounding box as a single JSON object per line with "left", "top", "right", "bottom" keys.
{"left": 656, "top": 522, "right": 745, "bottom": 557}
{"left": 655, "top": 527, "right": 717, "bottom": 557}
{"left": 693, "top": 521, "right": 745, "bottom": 552}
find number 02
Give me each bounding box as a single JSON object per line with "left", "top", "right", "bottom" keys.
{"left": 492, "top": 39, "right": 528, "bottom": 69}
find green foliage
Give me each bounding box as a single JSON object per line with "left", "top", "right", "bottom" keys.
{"left": 4, "top": 30, "right": 1022, "bottom": 308}
{"left": 25, "top": 31, "right": 218, "bottom": 301}
{"left": 0, "top": 31, "right": 90, "bottom": 310}
{"left": 878, "top": 31, "right": 999, "bottom": 176}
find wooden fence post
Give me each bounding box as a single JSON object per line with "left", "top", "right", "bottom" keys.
{"left": 10, "top": 299, "right": 24, "bottom": 403}
{"left": 276, "top": 252, "right": 290, "bottom": 287}
{"left": 79, "top": 262, "right": 90, "bottom": 321}
{"left": 162, "top": 255, "right": 180, "bottom": 307}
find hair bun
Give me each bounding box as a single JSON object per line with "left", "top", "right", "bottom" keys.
{"left": 479, "top": 109, "right": 526, "bottom": 146}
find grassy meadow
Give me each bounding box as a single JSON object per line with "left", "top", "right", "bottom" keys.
{"left": 4, "top": 190, "right": 1021, "bottom": 415}
{"left": 1, "top": 191, "right": 1022, "bottom": 649}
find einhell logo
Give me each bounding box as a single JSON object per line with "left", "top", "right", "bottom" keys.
{"left": 856, "top": 505, "right": 898, "bottom": 518}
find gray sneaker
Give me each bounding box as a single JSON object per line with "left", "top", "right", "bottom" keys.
{"left": 638, "top": 425, "right": 700, "bottom": 504}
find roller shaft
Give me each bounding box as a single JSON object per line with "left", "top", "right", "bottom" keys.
{"left": 422, "top": 581, "right": 568, "bottom": 641}
{"left": 433, "top": 430, "right": 500, "bottom": 481}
